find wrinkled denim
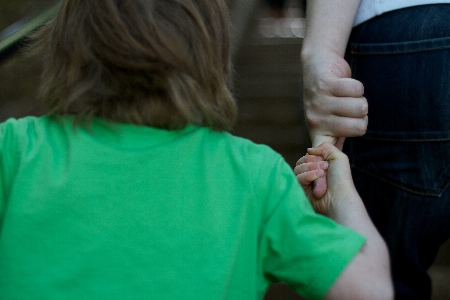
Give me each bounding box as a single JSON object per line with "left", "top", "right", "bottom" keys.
{"left": 344, "top": 4, "right": 450, "bottom": 299}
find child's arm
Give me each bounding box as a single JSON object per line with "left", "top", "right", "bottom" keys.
{"left": 295, "top": 143, "right": 394, "bottom": 299}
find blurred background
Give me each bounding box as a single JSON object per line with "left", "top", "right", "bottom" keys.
{"left": 0, "top": 0, "right": 448, "bottom": 299}
{"left": 0, "top": 0, "right": 56, "bottom": 120}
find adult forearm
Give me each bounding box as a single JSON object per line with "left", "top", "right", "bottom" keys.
{"left": 301, "top": 0, "right": 361, "bottom": 59}
{"left": 300, "top": 0, "right": 367, "bottom": 148}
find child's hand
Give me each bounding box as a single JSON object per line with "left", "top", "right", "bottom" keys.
{"left": 306, "top": 137, "right": 346, "bottom": 200}
{"left": 294, "top": 142, "right": 356, "bottom": 216}
{"left": 295, "top": 150, "right": 330, "bottom": 215}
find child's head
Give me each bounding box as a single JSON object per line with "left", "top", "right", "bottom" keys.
{"left": 31, "top": 0, "right": 237, "bottom": 130}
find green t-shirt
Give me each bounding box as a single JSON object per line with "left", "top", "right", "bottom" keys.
{"left": 0, "top": 116, "right": 365, "bottom": 299}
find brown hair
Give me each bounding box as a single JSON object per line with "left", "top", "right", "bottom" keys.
{"left": 30, "top": 0, "right": 237, "bottom": 131}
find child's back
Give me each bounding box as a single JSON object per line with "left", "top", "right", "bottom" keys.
{"left": 0, "top": 116, "right": 363, "bottom": 299}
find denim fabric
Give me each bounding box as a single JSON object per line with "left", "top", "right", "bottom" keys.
{"left": 344, "top": 4, "right": 450, "bottom": 299}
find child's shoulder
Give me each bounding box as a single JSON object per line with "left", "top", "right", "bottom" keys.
{"left": 202, "top": 127, "right": 286, "bottom": 166}
{"left": 0, "top": 116, "right": 39, "bottom": 133}
{"left": 0, "top": 115, "right": 60, "bottom": 128}
{"left": 207, "top": 127, "right": 278, "bottom": 152}
{"left": 0, "top": 116, "right": 73, "bottom": 146}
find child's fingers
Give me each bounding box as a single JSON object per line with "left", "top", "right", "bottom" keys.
{"left": 296, "top": 169, "right": 325, "bottom": 186}
{"left": 307, "top": 142, "right": 345, "bottom": 162}
{"left": 294, "top": 161, "right": 328, "bottom": 175}
{"left": 296, "top": 153, "right": 325, "bottom": 166}
{"left": 312, "top": 176, "right": 328, "bottom": 199}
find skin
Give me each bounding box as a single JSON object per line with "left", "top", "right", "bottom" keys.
{"left": 295, "top": 143, "right": 393, "bottom": 299}
{"left": 301, "top": 0, "right": 368, "bottom": 198}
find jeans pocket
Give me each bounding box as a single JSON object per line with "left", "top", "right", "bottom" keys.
{"left": 347, "top": 37, "right": 450, "bottom": 196}
{"left": 346, "top": 137, "right": 450, "bottom": 197}
{"left": 350, "top": 36, "right": 450, "bottom": 138}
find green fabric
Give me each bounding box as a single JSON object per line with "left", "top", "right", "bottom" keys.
{"left": 0, "top": 116, "right": 365, "bottom": 299}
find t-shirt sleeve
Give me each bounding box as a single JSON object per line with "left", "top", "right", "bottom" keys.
{"left": 257, "top": 154, "right": 366, "bottom": 300}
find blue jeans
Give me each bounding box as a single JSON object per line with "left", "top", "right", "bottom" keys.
{"left": 344, "top": 4, "right": 450, "bottom": 299}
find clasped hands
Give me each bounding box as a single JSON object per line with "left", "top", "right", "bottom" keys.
{"left": 297, "top": 52, "right": 367, "bottom": 212}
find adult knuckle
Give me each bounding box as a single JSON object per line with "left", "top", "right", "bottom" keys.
{"left": 360, "top": 100, "right": 369, "bottom": 115}
{"left": 357, "top": 119, "right": 368, "bottom": 135}
{"left": 315, "top": 78, "right": 328, "bottom": 91}
{"left": 357, "top": 82, "right": 364, "bottom": 95}
{"left": 305, "top": 114, "right": 321, "bottom": 128}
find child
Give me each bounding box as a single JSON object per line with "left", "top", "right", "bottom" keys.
{"left": 0, "top": 0, "right": 392, "bottom": 299}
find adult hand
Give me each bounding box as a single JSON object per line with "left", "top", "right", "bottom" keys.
{"left": 301, "top": 51, "right": 368, "bottom": 148}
